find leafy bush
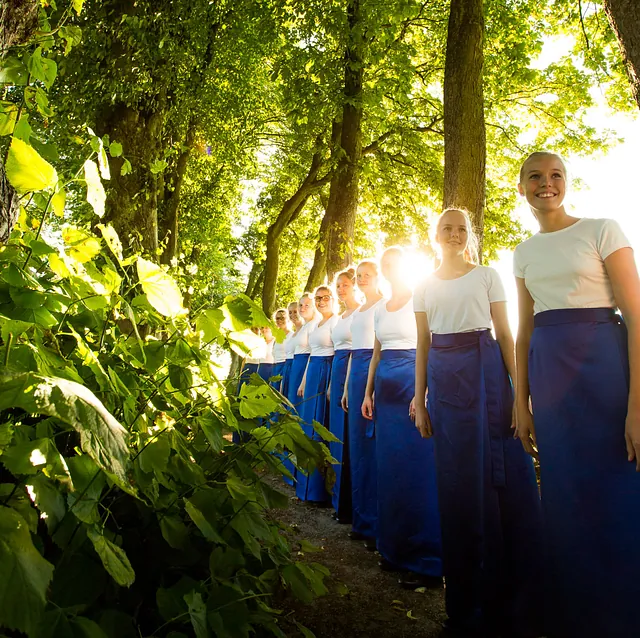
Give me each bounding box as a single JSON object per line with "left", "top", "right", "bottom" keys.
{"left": 0, "top": 3, "right": 335, "bottom": 636}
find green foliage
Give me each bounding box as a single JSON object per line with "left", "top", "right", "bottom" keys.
{"left": 0, "top": 7, "right": 333, "bottom": 635}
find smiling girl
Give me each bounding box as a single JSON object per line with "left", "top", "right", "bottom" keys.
{"left": 295, "top": 286, "right": 338, "bottom": 503}
{"left": 514, "top": 151, "right": 640, "bottom": 638}
{"left": 414, "top": 208, "right": 542, "bottom": 637}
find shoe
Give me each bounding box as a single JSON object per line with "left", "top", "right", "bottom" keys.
{"left": 348, "top": 530, "right": 367, "bottom": 541}
{"left": 363, "top": 537, "right": 377, "bottom": 551}
{"left": 378, "top": 557, "right": 399, "bottom": 572}
{"left": 398, "top": 573, "right": 443, "bottom": 590}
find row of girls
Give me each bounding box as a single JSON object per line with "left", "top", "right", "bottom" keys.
{"left": 237, "top": 151, "right": 640, "bottom": 638}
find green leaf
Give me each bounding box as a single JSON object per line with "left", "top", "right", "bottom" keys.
{"left": 51, "top": 185, "right": 66, "bottom": 217}
{"left": 87, "top": 527, "right": 135, "bottom": 588}
{"left": 311, "top": 419, "right": 340, "bottom": 443}
{"left": 0, "top": 57, "right": 28, "bottom": 85}
{"left": 282, "top": 564, "right": 315, "bottom": 603}
{"left": 137, "top": 257, "right": 185, "bottom": 318}
{"left": 9, "top": 286, "right": 48, "bottom": 309}
{"left": 120, "top": 158, "right": 132, "bottom": 176}
{"left": 5, "top": 137, "right": 58, "bottom": 193}
{"left": 1, "top": 438, "right": 72, "bottom": 486}
{"left": 62, "top": 226, "right": 101, "bottom": 263}
{"left": 159, "top": 515, "right": 189, "bottom": 550}
{"left": 209, "top": 546, "right": 245, "bottom": 580}
{"left": 195, "top": 308, "right": 224, "bottom": 343}
{"left": 294, "top": 621, "right": 317, "bottom": 638}
{"left": 0, "top": 483, "right": 38, "bottom": 533}
{"left": 26, "top": 473, "right": 66, "bottom": 531}
{"left": 73, "top": 0, "right": 85, "bottom": 15}
{"left": 184, "top": 591, "right": 209, "bottom": 638}
{"left": 27, "top": 48, "right": 57, "bottom": 89}
{"left": 0, "top": 372, "right": 131, "bottom": 491}
{"left": 149, "top": 159, "right": 168, "bottom": 174}
{"left": 96, "top": 224, "right": 124, "bottom": 265}
{"left": 109, "top": 142, "right": 123, "bottom": 157}
{"left": 0, "top": 507, "right": 54, "bottom": 636}
{"left": 72, "top": 616, "right": 110, "bottom": 638}
{"left": 0, "top": 101, "right": 18, "bottom": 136}
{"left": 169, "top": 363, "right": 193, "bottom": 391}
{"left": 66, "top": 454, "right": 105, "bottom": 524}
{"left": 238, "top": 381, "right": 280, "bottom": 419}
{"left": 83, "top": 159, "right": 106, "bottom": 217}
{"left": 184, "top": 489, "right": 225, "bottom": 543}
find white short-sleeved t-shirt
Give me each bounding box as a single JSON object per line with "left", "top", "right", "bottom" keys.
{"left": 331, "top": 311, "right": 357, "bottom": 351}
{"left": 413, "top": 266, "right": 506, "bottom": 334}
{"left": 513, "top": 217, "right": 631, "bottom": 315}
{"left": 273, "top": 334, "right": 288, "bottom": 363}
{"left": 259, "top": 339, "right": 275, "bottom": 365}
{"left": 309, "top": 315, "right": 339, "bottom": 356}
{"left": 284, "top": 331, "right": 297, "bottom": 360}
{"left": 293, "top": 320, "right": 318, "bottom": 355}
{"left": 351, "top": 299, "right": 385, "bottom": 349}
{"left": 374, "top": 298, "right": 417, "bottom": 350}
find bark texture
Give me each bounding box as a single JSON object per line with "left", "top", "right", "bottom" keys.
{"left": 322, "top": 0, "right": 364, "bottom": 281}
{"left": 603, "top": 0, "right": 640, "bottom": 110}
{"left": 443, "top": 0, "right": 486, "bottom": 251}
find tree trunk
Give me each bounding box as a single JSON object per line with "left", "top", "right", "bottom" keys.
{"left": 0, "top": 0, "right": 38, "bottom": 243}
{"left": 443, "top": 0, "right": 486, "bottom": 254}
{"left": 323, "top": 0, "right": 364, "bottom": 280}
{"left": 603, "top": 0, "right": 640, "bottom": 109}
{"left": 305, "top": 199, "right": 332, "bottom": 291}
{"left": 261, "top": 140, "right": 332, "bottom": 316}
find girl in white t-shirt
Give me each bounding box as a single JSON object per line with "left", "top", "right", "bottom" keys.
{"left": 414, "top": 208, "right": 542, "bottom": 637}
{"left": 295, "top": 285, "right": 338, "bottom": 503}
{"left": 328, "top": 268, "right": 360, "bottom": 523}
{"left": 361, "top": 247, "right": 443, "bottom": 589}
{"left": 514, "top": 151, "right": 640, "bottom": 638}
{"left": 272, "top": 308, "right": 290, "bottom": 393}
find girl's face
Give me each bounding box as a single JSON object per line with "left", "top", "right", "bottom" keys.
{"left": 275, "top": 311, "right": 287, "bottom": 329}
{"left": 314, "top": 288, "right": 334, "bottom": 317}
{"left": 380, "top": 250, "right": 404, "bottom": 283}
{"left": 356, "top": 263, "right": 378, "bottom": 294}
{"left": 518, "top": 155, "right": 567, "bottom": 214}
{"left": 298, "top": 296, "right": 315, "bottom": 321}
{"left": 437, "top": 210, "right": 469, "bottom": 258}
{"left": 336, "top": 274, "right": 355, "bottom": 301}
{"left": 288, "top": 303, "right": 300, "bottom": 324}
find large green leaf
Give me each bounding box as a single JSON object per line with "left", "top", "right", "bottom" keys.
{"left": 87, "top": 528, "right": 135, "bottom": 588}
{"left": 5, "top": 137, "right": 58, "bottom": 193}
{"left": 184, "top": 591, "right": 209, "bottom": 638}
{"left": 136, "top": 257, "right": 185, "bottom": 318}
{"left": 83, "top": 159, "right": 106, "bottom": 217}
{"left": 0, "top": 372, "right": 131, "bottom": 490}
{"left": 0, "top": 507, "right": 55, "bottom": 636}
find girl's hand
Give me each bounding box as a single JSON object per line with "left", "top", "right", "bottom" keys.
{"left": 341, "top": 392, "right": 348, "bottom": 412}
{"left": 414, "top": 405, "right": 432, "bottom": 438}
{"left": 361, "top": 394, "right": 374, "bottom": 420}
{"left": 297, "top": 381, "right": 305, "bottom": 398}
{"left": 624, "top": 409, "right": 640, "bottom": 471}
{"left": 516, "top": 401, "right": 538, "bottom": 459}
{"left": 409, "top": 396, "right": 416, "bottom": 421}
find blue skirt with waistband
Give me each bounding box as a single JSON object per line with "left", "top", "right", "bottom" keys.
{"left": 296, "top": 354, "right": 333, "bottom": 502}
{"left": 428, "top": 330, "right": 542, "bottom": 636}
{"left": 329, "top": 349, "right": 352, "bottom": 520}
{"left": 375, "top": 348, "right": 442, "bottom": 576}
{"left": 283, "top": 353, "right": 310, "bottom": 485}
{"left": 278, "top": 358, "right": 295, "bottom": 485}
{"left": 233, "top": 362, "right": 260, "bottom": 444}
{"left": 530, "top": 308, "right": 640, "bottom": 638}
{"left": 348, "top": 349, "right": 377, "bottom": 539}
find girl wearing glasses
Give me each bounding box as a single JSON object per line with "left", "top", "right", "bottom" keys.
{"left": 296, "top": 286, "right": 338, "bottom": 503}
{"left": 414, "top": 208, "right": 542, "bottom": 637}
{"left": 362, "top": 247, "right": 443, "bottom": 589}
{"left": 347, "top": 260, "right": 385, "bottom": 550}
{"left": 515, "top": 152, "right": 640, "bottom": 638}
{"left": 328, "top": 268, "right": 360, "bottom": 523}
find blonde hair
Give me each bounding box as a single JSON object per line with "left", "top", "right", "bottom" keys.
{"left": 335, "top": 267, "right": 356, "bottom": 285}
{"left": 519, "top": 151, "right": 569, "bottom": 183}
{"left": 356, "top": 259, "right": 379, "bottom": 276}
{"left": 313, "top": 284, "right": 332, "bottom": 297}
{"left": 434, "top": 208, "right": 479, "bottom": 264}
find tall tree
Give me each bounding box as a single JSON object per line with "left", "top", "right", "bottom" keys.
{"left": 443, "top": 0, "right": 486, "bottom": 247}
{"left": 603, "top": 0, "right": 640, "bottom": 109}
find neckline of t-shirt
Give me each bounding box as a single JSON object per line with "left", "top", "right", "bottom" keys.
{"left": 384, "top": 296, "right": 412, "bottom": 314}
{"left": 536, "top": 217, "right": 585, "bottom": 236}
{"left": 431, "top": 265, "right": 479, "bottom": 282}
{"left": 358, "top": 298, "right": 384, "bottom": 314}
{"left": 317, "top": 314, "right": 336, "bottom": 328}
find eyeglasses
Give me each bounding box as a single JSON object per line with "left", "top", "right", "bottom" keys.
{"left": 314, "top": 295, "right": 332, "bottom": 303}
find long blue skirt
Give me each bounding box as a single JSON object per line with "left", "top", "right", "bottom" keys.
{"left": 329, "top": 349, "right": 352, "bottom": 520}
{"left": 428, "top": 330, "right": 542, "bottom": 636}
{"left": 348, "top": 349, "right": 377, "bottom": 539}
{"left": 283, "top": 353, "right": 309, "bottom": 485}
{"left": 530, "top": 308, "right": 640, "bottom": 638}
{"left": 278, "top": 359, "right": 295, "bottom": 485}
{"left": 257, "top": 362, "right": 274, "bottom": 384}
{"left": 375, "top": 349, "right": 442, "bottom": 576}
{"left": 233, "top": 362, "right": 260, "bottom": 444}
{"left": 272, "top": 361, "right": 285, "bottom": 393}
{"left": 296, "top": 355, "right": 332, "bottom": 502}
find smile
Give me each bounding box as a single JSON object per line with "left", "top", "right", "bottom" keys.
{"left": 536, "top": 192, "right": 556, "bottom": 198}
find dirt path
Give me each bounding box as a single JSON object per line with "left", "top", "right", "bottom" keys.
{"left": 269, "top": 475, "right": 447, "bottom": 638}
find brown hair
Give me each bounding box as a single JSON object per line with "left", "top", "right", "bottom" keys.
{"left": 336, "top": 267, "right": 356, "bottom": 284}
{"left": 434, "top": 208, "right": 479, "bottom": 264}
